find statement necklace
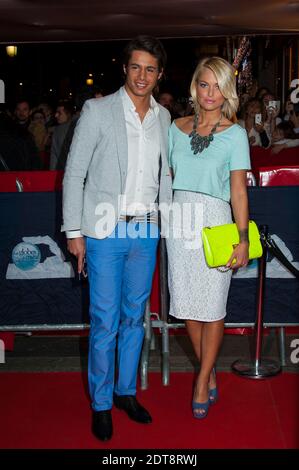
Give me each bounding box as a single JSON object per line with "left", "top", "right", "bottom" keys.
{"left": 189, "top": 113, "right": 222, "bottom": 155}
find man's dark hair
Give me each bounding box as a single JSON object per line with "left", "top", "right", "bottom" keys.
{"left": 57, "top": 100, "right": 74, "bottom": 116}
{"left": 15, "top": 98, "right": 31, "bottom": 109}
{"left": 123, "top": 35, "right": 167, "bottom": 72}
{"left": 276, "top": 121, "right": 297, "bottom": 139}
{"left": 74, "top": 87, "right": 95, "bottom": 112}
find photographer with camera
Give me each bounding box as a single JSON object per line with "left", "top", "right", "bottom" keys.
{"left": 262, "top": 93, "right": 282, "bottom": 143}
{"left": 238, "top": 98, "right": 270, "bottom": 148}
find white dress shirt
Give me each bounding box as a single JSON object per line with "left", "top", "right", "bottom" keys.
{"left": 119, "top": 86, "right": 161, "bottom": 216}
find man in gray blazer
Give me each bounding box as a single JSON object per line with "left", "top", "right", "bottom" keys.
{"left": 62, "top": 36, "right": 172, "bottom": 441}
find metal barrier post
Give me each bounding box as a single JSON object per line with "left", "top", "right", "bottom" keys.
{"left": 278, "top": 327, "right": 286, "bottom": 367}
{"left": 161, "top": 324, "right": 170, "bottom": 386}
{"left": 140, "top": 299, "right": 152, "bottom": 390}
{"left": 232, "top": 225, "right": 281, "bottom": 378}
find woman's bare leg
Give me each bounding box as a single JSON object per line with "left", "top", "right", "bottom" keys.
{"left": 187, "top": 319, "right": 224, "bottom": 415}
{"left": 185, "top": 319, "right": 204, "bottom": 363}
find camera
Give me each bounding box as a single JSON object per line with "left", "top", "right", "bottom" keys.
{"left": 267, "top": 100, "right": 280, "bottom": 114}
{"left": 255, "top": 113, "right": 262, "bottom": 125}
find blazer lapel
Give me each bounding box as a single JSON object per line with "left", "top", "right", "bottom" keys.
{"left": 111, "top": 90, "right": 128, "bottom": 191}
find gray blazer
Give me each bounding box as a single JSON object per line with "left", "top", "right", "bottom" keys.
{"left": 62, "top": 89, "right": 172, "bottom": 239}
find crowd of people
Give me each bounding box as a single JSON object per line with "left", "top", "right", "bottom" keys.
{"left": 0, "top": 88, "right": 104, "bottom": 171}
{"left": 237, "top": 88, "right": 299, "bottom": 153}
{"left": 1, "top": 56, "right": 298, "bottom": 172}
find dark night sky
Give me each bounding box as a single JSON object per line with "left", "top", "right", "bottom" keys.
{"left": 0, "top": 35, "right": 296, "bottom": 108}
{"left": 0, "top": 38, "right": 202, "bottom": 107}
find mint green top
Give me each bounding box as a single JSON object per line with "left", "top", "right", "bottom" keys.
{"left": 169, "top": 121, "right": 251, "bottom": 202}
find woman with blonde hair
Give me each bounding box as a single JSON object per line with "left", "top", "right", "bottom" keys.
{"left": 166, "top": 56, "right": 251, "bottom": 419}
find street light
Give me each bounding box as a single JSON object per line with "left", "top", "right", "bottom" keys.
{"left": 86, "top": 73, "right": 93, "bottom": 86}
{"left": 6, "top": 45, "right": 17, "bottom": 57}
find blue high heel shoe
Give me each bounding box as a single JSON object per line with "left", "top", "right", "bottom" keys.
{"left": 192, "top": 399, "right": 210, "bottom": 419}
{"left": 209, "top": 368, "right": 218, "bottom": 405}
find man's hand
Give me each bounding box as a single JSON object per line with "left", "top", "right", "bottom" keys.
{"left": 67, "top": 237, "right": 86, "bottom": 273}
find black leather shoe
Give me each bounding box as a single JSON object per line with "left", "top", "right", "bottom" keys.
{"left": 113, "top": 394, "right": 152, "bottom": 424}
{"left": 92, "top": 410, "right": 113, "bottom": 441}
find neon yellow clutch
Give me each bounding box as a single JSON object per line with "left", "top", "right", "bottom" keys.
{"left": 202, "top": 221, "right": 263, "bottom": 268}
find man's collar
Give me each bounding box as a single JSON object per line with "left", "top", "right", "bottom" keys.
{"left": 121, "top": 86, "right": 159, "bottom": 116}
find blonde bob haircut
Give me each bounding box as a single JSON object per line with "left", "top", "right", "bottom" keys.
{"left": 190, "top": 56, "right": 239, "bottom": 120}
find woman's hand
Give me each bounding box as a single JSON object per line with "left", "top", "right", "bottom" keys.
{"left": 226, "top": 241, "right": 249, "bottom": 269}
{"left": 254, "top": 123, "right": 264, "bottom": 134}
{"left": 270, "top": 106, "right": 280, "bottom": 119}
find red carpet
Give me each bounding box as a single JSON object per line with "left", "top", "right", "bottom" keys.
{"left": 0, "top": 372, "right": 298, "bottom": 449}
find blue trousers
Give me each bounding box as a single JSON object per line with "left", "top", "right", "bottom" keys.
{"left": 86, "top": 222, "right": 159, "bottom": 411}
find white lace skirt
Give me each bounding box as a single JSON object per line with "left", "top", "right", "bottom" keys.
{"left": 166, "top": 190, "right": 233, "bottom": 322}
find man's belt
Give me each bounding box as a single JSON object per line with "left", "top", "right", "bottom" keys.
{"left": 122, "top": 213, "right": 152, "bottom": 223}
{"left": 119, "top": 212, "right": 157, "bottom": 224}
